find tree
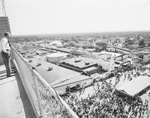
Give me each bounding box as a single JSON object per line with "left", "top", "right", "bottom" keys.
{"left": 123, "top": 38, "right": 134, "bottom": 48}
{"left": 138, "top": 39, "right": 145, "bottom": 48}
{"left": 68, "top": 41, "right": 75, "bottom": 47}
{"left": 95, "top": 41, "right": 108, "bottom": 50}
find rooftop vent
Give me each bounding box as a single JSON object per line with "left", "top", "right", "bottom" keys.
{"left": 85, "top": 62, "right": 90, "bottom": 65}
{"left": 28, "top": 60, "right": 32, "bottom": 63}
{"left": 36, "top": 63, "right": 41, "bottom": 67}
{"left": 47, "top": 67, "right": 53, "bottom": 71}
{"left": 75, "top": 59, "right": 81, "bottom": 63}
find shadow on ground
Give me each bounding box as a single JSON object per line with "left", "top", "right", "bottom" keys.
{"left": 14, "top": 72, "right": 37, "bottom": 118}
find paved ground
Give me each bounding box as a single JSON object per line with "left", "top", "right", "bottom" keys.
{"left": 0, "top": 65, "right": 36, "bottom": 118}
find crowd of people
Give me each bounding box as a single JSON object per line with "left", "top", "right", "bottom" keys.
{"left": 62, "top": 66, "right": 150, "bottom": 118}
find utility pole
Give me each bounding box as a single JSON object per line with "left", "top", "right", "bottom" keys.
{"left": 1, "top": 0, "right": 6, "bottom": 16}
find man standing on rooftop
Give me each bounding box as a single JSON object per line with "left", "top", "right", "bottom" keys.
{"left": 0, "top": 32, "right": 12, "bottom": 77}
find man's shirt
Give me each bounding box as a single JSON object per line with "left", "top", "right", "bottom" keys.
{"left": 0, "top": 37, "right": 11, "bottom": 53}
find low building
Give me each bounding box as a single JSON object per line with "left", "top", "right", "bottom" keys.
{"left": 49, "top": 40, "right": 63, "bottom": 47}
{"left": 97, "top": 51, "right": 131, "bottom": 72}
{"left": 59, "top": 57, "right": 100, "bottom": 75}
{"left": 28, "top": 58, "right": 92, "bottom": 95}
{"left": 46, "top": 52, "right": 68, "bottom": 64}
{"left": 96, "top": 51, "right": 121, "bottom": 71}
{"left": 115, "top": 76, "right": 150, "bottom": 98}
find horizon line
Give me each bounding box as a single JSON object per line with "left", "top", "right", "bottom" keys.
{"left": 12, "top": 30, "right": 150, "bottom": 37}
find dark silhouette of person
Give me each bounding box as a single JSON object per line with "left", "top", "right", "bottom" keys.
{"left": 0, "top": 32, "right": 12, "bottom": 77}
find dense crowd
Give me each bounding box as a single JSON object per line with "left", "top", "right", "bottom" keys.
{"left": 63, "top": 66, "right": 150, "bottom": 118}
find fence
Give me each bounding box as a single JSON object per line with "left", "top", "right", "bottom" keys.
{"left": 11, "top": 46, "right": 79, "bottom": 118}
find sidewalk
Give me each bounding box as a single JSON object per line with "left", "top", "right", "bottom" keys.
{"left": 0, "top": 65, "right": 36, "bottom": 118}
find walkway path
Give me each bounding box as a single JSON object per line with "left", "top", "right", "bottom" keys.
{"left": 0, "top": 65, "right": 36, "bottom": 118}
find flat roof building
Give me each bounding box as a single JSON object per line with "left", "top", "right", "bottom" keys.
{"left": 115, "top": 76, "right": 150, "bottom": 98}
{"left": 27, "top": 58, "right": 92, "bottom": 95}
{"left": 59, "top": 57, "right": 99, "bottom": 73}
{"left": 96, "top": 51, "right": 131, "bottom": 72}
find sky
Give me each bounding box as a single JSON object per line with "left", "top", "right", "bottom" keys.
{"left": 3, "top": 0, "right": 150, "bottom": 35}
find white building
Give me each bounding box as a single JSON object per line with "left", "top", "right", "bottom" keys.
{"left": 97, "top": 51, "right": 128, "bottom": 72}
{"left": 50, "top": 40, "right": 63, "bottom": 47}
{"left": 46, "top": 52, "right": 68, "bottom": 64}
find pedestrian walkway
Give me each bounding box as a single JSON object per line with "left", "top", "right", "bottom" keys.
{"left": 0, "top": 65, "right": 36, "bottom": 118}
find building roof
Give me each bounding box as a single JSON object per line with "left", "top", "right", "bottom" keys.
{"left": 27, "top": 58, "right": 80, "bottom": 84}
{"left": 83, "top": 66, "right": 98, "bottom": 72}
{"left": 116, "top": 76, "right": 150, "bottom": 97}
{"left": 46, "top": 52, "right": 68, "bottom": 58}
{"left": 51, "top": 74, "right": 91, "bottom": 88}
{"left": 60, "top": 57, "right": 97, "bottom": 70}
{"left": 27, "top": 58, "right": 92, "bottom": 95}
{"left": 99, "top": 51, "right": 122, "bottom": 57}
{"left": 50, "top": 40, "right": 63, "bottom": 47}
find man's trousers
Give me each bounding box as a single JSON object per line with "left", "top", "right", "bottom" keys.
{"left": 1, "top": 51, "right": 11, "bottom": 77}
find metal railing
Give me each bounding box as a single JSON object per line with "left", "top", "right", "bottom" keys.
{"left": 11, "top": 46, "right": 79, "bottom": 118}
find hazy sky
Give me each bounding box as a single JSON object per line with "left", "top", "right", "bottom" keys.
{"left": 4, "top": 0, "right": 150, "bottom": 35}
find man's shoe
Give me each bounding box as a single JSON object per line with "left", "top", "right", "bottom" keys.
{"left": 7, "top": 75, "right": 11, "bottom": 77}
{"left": 11, "top": 70, "right": 16, "bottom": 74}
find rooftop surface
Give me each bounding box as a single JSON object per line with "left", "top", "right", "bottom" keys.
{"left": 60, "top": 57, "right": 97, "bottom": 70}
{"left": 116, "top": 76, "right": 150, "bottom": 97}
{"left": 99, "top": 51, "right": 122, "bottom": 57}
{"left": 27, "top": 58, "right": 80, "bottom": 84}
{"left": 51, "top": 74, "right": 91, "bottom": 88}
